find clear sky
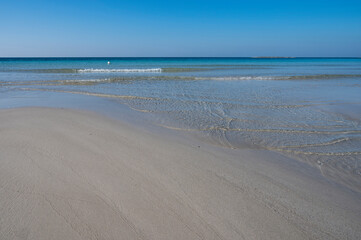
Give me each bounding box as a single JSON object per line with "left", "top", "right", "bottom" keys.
{"left": 1, "top": 0, "right": 360, "bottom": 57}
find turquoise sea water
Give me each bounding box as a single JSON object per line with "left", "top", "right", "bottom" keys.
{"left": 1, "top": 58, "right": 361, "bottom": 192}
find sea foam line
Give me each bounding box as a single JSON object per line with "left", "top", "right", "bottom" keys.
{"left": 195, "top": 74, "right": 361, "bottom": 81}
{"left": 77, "top": 68, "right": 162, "bottom": 73}
{"left": 195, "top": 76, "right": 277, "bottom": 81}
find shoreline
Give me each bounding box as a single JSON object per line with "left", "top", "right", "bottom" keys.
{"left": 1, "top": 107, "right": 360, "bottom": 239}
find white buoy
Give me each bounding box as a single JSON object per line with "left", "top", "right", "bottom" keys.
{"left": 107, "top": 61, "right": 111, "bottom": 65}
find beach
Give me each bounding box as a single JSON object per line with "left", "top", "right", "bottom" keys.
{"left": 1, "top": 107, "right": 360, "bottom": 240}
{"left": 2, "top": 0, "right": 361, "bottom": 238}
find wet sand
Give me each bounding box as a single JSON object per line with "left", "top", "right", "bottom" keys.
{"left": 0, "top": 107, "right": 360, "bottom": 240}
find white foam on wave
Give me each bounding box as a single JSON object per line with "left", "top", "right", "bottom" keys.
{"left": 77, "top": 68, "right": 162, "bottom": 73}
{"left": 195, "top": 76, "right": 277, "bottom": 81}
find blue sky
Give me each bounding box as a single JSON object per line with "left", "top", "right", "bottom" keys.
{"left": 1, "top": 0, "right": 360, "bottom": 57}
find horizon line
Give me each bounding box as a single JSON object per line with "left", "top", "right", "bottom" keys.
{"left": 1, "top": 56, "right": 361, "bottom": 59}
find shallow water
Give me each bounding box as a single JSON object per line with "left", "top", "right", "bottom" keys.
{"left": 1, "top": 57, "right": 361, "bottom": 192}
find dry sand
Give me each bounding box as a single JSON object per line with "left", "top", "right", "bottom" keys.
{"left": 0, "top": 107, "right": 360, "bottom": 240}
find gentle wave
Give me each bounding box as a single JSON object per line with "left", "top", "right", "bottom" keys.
{"left": 5, "top": 68, "right": 163, "bottom": 73}
{"left": 4, "top": 74, "right": 361, "bottom": 87}
{"left": 0, "top": 76, "right": 197, "bottom": 86}
{"left": 3, "top": 66, "right": 268, "bottom": 73}
{"left": 19, "top": 88, "right": 156, "bottom": 100}
{"left": 77, "top": 68, "right": 162, "bottom": 73}
{"left": 275, "top": 148, "right": 361, "bottom": 156}
{"left": 196, "top": 76, "right": 277, "bottom": 81}
{"left": 158, "top": 125, "right": 361, "bottom": 135}
{"left": 196, "top": 74, "right": 361, "bottom": 81}
{"left": 3, "top": 76, "right": 361, "bottom": 88}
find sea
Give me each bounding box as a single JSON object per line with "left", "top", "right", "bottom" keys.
{"left": 1, "top": 57, "right": 360, "bottom": 192}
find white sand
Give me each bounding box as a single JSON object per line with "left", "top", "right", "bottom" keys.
{"left": 0, "top": 107, "right": 360, "bottom": 240}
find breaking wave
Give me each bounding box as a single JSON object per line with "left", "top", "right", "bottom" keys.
{"left": 77, "top": 68, "right": 162, "bottom": 73}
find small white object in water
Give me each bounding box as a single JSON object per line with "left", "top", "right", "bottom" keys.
{"left": 107, "top": 61, "right": 111, "bottom": 65}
